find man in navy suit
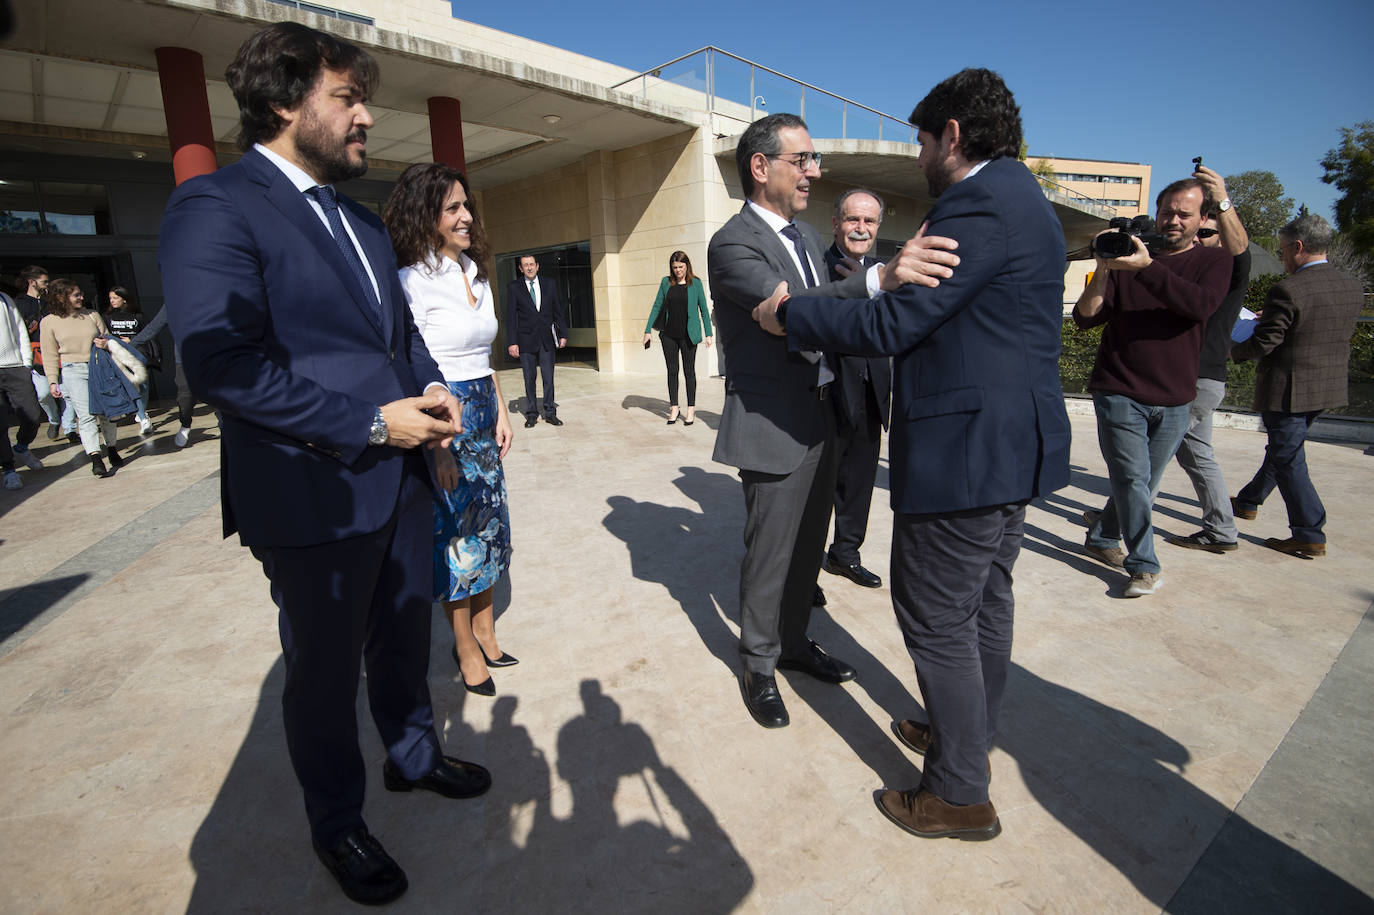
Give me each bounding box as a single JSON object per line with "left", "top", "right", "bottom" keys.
{"left": 505, "top": 254, "right": 568, "bottom": 427}
{"left": 756, "top": 69, "right": 1070, "bottom": 840}
{"left": 159, "top": 23, "right": 489, "bottom": 905}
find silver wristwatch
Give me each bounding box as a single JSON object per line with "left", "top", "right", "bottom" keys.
{"left": 1218, "top": 198, "right": 1232, "bottom": 213}
{"left": 368, "top": 407, "right": 388, "bottom": 446}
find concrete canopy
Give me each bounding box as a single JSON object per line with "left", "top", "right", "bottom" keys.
{"left": 0, "top": 0, "right": 700, "bottom": 187}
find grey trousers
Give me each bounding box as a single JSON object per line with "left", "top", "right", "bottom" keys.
{"left": 1174, "top": 378, "right": 1237, "bottom": 541}
{"left": 737, "top": 406, "right": 838, "bottom": 674}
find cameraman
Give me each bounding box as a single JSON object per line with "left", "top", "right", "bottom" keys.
{"left": 1072, "top": 177, "right": 1232, "bottom": 597}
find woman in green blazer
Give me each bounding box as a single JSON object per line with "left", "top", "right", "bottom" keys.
{"left": 642, "top": 250, "right": 713, "bottom": 425}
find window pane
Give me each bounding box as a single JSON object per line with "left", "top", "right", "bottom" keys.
{"left": 0, "top": 178, "right": 42, "bottom": 234}
{"left": 39, "top": 181, "right": 112, "bottom": 235}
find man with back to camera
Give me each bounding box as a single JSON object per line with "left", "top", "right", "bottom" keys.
{"left": 0, "top": 286, "right": 45, "bottom": 489}
{"left": 158, "top": 22, "right": 489, "bottom": 905}
{"left": 1230, "top": 210, "right": 1363, "bottom": 558}
{"left": 708, "top": 112, "right": 958, "bottom": 731}
{"left": 1073, "top": 176, "right": 1231, "bottom": 597}
{"left": 505, "top": 254, "right": 567, "bottom": 427}
{"left": 755, "top": 68, "right": 1071, "bottom": 841}
{"left": 819, "top": 188, "right": 892, "bottom": 591}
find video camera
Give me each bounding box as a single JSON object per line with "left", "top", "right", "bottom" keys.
{"left": 1091, "top": 215, "right": 1165, "bottom": 259}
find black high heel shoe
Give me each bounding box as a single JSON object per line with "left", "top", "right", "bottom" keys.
{"left": 666, "top": 408, "right": 679, "bottom": 425}
{"left": 483, "top": 650, "right": 520, "bottom": 668}
{"left": 453, "top": 647, "right": 496, "bottom": 696}
{"left": 683, "top": 409, "right": 695, "bottom": 427}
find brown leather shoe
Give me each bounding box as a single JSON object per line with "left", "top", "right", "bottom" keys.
{"left": 1230, "top": 496, "right": 1257, "bottom": 521}
{"left": 892, "top": 719, "right": 932, "bottom": 755}
{"left": 1082, "top": 536, "right": 1126, "bottom": 569}
{"left": 1264, "top": 537, "right": 1325, "bottom": 559}
{"left": 873, "top": 788, "right": 1001, "bottom": 840}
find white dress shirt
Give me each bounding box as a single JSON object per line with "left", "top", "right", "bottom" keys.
{"left": 400, "top": 253, "right": 497, "bottom": 382}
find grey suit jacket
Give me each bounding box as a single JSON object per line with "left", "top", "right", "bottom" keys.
{"left": 708, "top": 204, "right": 868, "bottom": 474}
{"left": 1232, "top": 262, "right": 1363, "bottom": 413}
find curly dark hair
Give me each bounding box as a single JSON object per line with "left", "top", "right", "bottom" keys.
{"left": 909, "top": 68, "right": 1022, "bottom": 162}
{"left": 383, "top": 163, "right": 492, "bottom": 283}
{"left": 226, "top": 22, "right": 379, "bottom": 151}
{"left": 668, "top": 250, "right": 695, "bottom": 284}
{"left": 43, "top": 279, "right": 85, "bottom": 318}
{"left": 735, "top": 113, "right": 808, "bottom": 197}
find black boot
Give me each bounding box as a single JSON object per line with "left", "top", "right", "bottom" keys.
{"left": 90, "top": 454, "right": 109, "bottom": 478}
{"left": 106, "top": 448, "right": 125, "bottom": 469}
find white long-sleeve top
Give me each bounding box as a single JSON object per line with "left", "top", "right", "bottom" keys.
{"left": 399, "top": 253, "right": 497, "bottom": 382}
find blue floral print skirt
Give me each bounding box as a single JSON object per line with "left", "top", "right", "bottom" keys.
{"left": 434, "top": 376, "right": 512, "bottom": 601}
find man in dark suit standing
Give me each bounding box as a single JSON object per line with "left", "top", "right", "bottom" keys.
{"left": 708, "top": 113, "right": 954, "bottom": 730}
{"left": 1231, "top": 210, "right": 1363, "bottom": 558}
{"left": 159, "top": 23, "right": 489, "bottom": 905}
{"left": 505, "top": 254, "right": 567, "bottom": 427}
{"left": 756, "top": 69, "right": 1070, "bottom": 840}
{"left": 820, "top": 188, "right": 892, "bottom": 589}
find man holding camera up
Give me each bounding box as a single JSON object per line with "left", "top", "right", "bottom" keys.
{"left": 1073, "top": 177, "right": 1232, "bottom": 596}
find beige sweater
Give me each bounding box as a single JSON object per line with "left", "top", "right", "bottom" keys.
{"left": 40, "top": 311, "right": 108, "bottom": 386}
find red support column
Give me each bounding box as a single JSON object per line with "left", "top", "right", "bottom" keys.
{"left": 427, "top": 96, "right": 467, "bottom": 172}
{"left": 155, "top": 47, "right": 218, "bottom": 185}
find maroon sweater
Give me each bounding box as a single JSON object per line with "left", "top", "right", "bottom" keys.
{"left": 1074, "top": 244, "right": 1233, "bottom": 406}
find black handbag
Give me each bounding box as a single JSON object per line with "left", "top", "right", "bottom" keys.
{"left": 137, "top": 337, "right": 163, "bottom": 370}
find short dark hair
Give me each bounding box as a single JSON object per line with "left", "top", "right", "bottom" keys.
{"left": 19, "top": 265, "right": 47, "bottom": 284}
{"left": 668, "top": 250, "right": 695, "bottom": 284}
{"left": 833, "top": 187, "right": 885, "bottom": 223}
{"left": 909, "top": 69, "right": 1021, "bottom": 162}
{"left": 735, "top": 113, "right": 808, "bottom": 197}
{"left": 226, "top": 22, "right": 380, "bottom": 151}
{"left": 1156, "top": 177, "right": 1205, "bottom": 210}
{"left": 1279, "top": 211, "right": 1333, "bottom": 254}
{"left": 383, "top": 163, "right": 492, "bottom": 283}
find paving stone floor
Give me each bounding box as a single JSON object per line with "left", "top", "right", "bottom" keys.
{"left": 1, "top": 366, "right": 1370, "bottom": 913}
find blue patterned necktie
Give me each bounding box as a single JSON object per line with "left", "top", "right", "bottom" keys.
{"left": 307, "top": 185, "right": 383, "bottom": 329}
{"left": 779, "top": 223, "right": 817, "bottom": 287}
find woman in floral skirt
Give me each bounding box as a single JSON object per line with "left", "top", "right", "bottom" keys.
{"left": 385, "top": 162, "right": 515, "bottom": 697}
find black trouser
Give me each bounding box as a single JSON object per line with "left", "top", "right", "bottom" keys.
{"left": 828, "top": 387, "right": 883, "bottom": 566}
{"left": 520, "top": 347, "right": 557, "bottom": 419}
{"left": 174, "top": 363, "right": 196, "bottom": 428}
{"left": 0, "top": 365, "right": 42, "bottom": 471}
{"left": 891, "top": 501, "right": 1025, "bottom": 806}
{"left": 660, "top": 334, "right": 697, "bottom": 407}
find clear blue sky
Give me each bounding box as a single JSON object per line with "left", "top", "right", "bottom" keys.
{"left": 452, "top": 0, "right": 1372, "bottom": 229}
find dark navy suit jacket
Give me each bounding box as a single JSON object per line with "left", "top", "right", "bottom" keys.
{"left": 786, "top": 157, "right": 1071, "bottom": 515}
{"left": 158, "top": 148, "right": 443, "bottom": 548}
{"left": 504, "top": 275, "right": 567, "bottom": 353}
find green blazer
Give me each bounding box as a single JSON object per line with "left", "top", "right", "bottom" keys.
{"left": 644, "top": 276, "right": 713, "bottom": 344}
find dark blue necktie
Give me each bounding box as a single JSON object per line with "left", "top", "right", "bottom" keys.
{"left": 779, "top": 223, "right": 817, "bottom": 287}
{"left": 308, "top": 185, "right": 383, "bottom": 329}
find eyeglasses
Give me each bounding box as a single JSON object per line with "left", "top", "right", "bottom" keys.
{"left": 767, "top": 151, "right": 822, "bottom": 171}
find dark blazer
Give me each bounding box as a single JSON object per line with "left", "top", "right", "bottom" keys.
{"left": 784, "top": 157, "right": 1071, "bottom": 515}
{"left": 505, "top": 275, "right": 568, "bottom": 353}
{"left": 823, "top": 243, "right": 892, "bottom": 431}
{"left": 1232, "top": 262, "right": 1364, "bottom": 413}
{"left": 707, "top": 203, "right": 869, "bottom": 475}
{"left": 158, "top": 147, "right": 443, "bottom": 547}
{"left": 644, "top": 276, "right": 713, "bottom": 344}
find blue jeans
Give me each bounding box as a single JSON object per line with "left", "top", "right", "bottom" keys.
{"left": 1088, "top": 393, "right": 1190, "bottom": 575}
{"left": 1235, "top": 411, "right": 1325, "bottom": 543}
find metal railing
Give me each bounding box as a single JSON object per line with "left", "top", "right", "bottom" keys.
{"left": 1033, "top": 174, "right": 1118, "bottom": 219}
{"left": 609, "top": 47, "right": 917, "bottom": 144}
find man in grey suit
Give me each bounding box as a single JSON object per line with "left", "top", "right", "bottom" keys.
{"left": 708, "top": 113, "right": 955, "bottom": 728}
{"left": 1231, "top": 210, "right": 1363, "bottom": 558}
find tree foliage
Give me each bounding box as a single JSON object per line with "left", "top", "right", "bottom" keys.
{"left": 1224, "top": 170, "right": 1293, "bottom": 244}
{"left": 1321, "top": 121, "right": 1374, "bottom": 259}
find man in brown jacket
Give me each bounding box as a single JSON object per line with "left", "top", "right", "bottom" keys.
{"left": 1230, "top": 211, "right": 1364, "bottom": 558}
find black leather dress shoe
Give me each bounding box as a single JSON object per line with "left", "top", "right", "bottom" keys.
{"left": 544, "top": 415, "right": 563, "bottom": 426}
{"left": 823, "top": 556, "right": 882, "bottom": 588}
{"left": 739, "top": 671, "right": 789, "bottom": 728}
{"left": 812, "top": 584, "right": 827, "bottom": 607}
{"left": 314, "top": 827, "right": 408, "bottom": 905}
{"left": 383, "top": 755, "right": 492, "bottom": 799}
{"left": 778, "top": 641, "right": 856, "bottom": 683}
{"left": 524, "top": 416, "right": 537, "bottom": 428}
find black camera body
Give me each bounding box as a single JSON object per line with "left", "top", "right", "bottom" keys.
{"left": 1092, "top": 215, "right": 1165, "bottom": 259}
